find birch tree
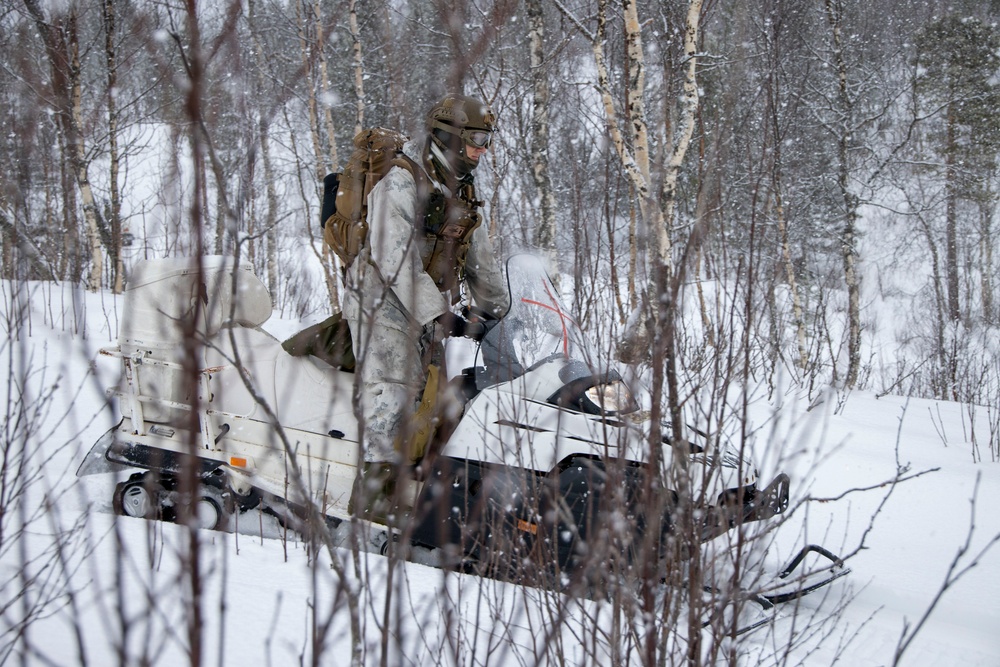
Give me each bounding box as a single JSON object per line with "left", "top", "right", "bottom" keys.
{"left": 527, "top": 0, "right": 557, "bottom": 261}
{"left": 348, "top": 0, "right": 365, "bottom": 136}
{"left": 761, "top": 1, "right": 810, "bottom": 371}
{"left": 915, "top": 15, "right": 1000, "bottom": 324}
{"left": 586, "top": 0, "right": 703, "bottom": 433}
{"left": 247, "top": 0, "right": 279, "bottom": 294}
{"left": 24, "top": 0, "right": 105, "bottom": 292}
{"left": 558, "top": 0, "right": 701, "bottom": 363}
{"left": 821, "top": 0, "right": 863, "bottom": 388}
{"left": 296, "top": 0, "right": 341, "bottom": 311}
{"left": 102, "top": 0, "right": 125, "bottom": 293}
{"left": 312, "top": 0, "right": 339, "bottom": 172}
{"left": 558, "top": 0, "right": 706, "bottom": 661}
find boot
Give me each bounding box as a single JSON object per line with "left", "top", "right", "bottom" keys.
{"left": 348, "top": 462, "right": 396, "bottom": 525}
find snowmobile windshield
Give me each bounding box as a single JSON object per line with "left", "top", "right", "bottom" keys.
{"left": 476, "top": 254, "right": 590, "bottom": 389}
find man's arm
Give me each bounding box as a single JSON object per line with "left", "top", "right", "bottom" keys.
{"left": 465, "top": 222, "right": 510, "bottom": 317}
{"left": 366, "top": 167, "right": 449, "bottom": 326}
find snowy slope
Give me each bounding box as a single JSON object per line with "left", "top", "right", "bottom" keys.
{"left": 0, "top": 281, "right": 997, "bottom": 666}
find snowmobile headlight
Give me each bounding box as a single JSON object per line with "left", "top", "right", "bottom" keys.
{"left": 582, "top": 381, "right": 638, "bottom": 415}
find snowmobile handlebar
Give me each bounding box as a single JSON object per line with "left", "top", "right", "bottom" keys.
{"left": 434, "top": 311, "right": 492, "bottom": 342}
{"left": 461, "top": 306, "right": 500, "bottom": 342}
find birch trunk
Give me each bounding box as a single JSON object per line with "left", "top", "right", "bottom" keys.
{"left": 297, "top": 0, "right": 341, "bottom": 312}
{"left": 69, "top": 25, "right": 104, "bottom": 292}
{"left": 527, "top": 0, "right": 557, "bottom": 260}
{"left": 298, "top": 1, "right": 325, "bottom": 180}
{"left": 52, "top": 153, "right": 73, "bottom": 280}
{"left": 103, "top": 0, "right": 124, "bottom": 293}
{"left": 824, "top": 0, "right": 862, "bottom": 388}
{"left": 248, "top": 0, "right": 279, "bottom": 295}
{"left": 24, "top": 1, "right": 104, "bottom": 289}
{"left": 628, "top": 194, "right": 637, "bottom": 311}
{"left": 623, "top": 0, "right": 654, "bottom": 234}
{"left": 945, "top": 104, "right": 960, "bottom": 322}
{"left": 592, "top": 2, "right": 648, "bottom": 217}
{"left": 659, "top": 0, "right": 702, "bottom": 267}
{"left": 591, "top": 0, "right": 701, "bottom": 270}
{"left": 349, "top": 0, "right": 365, "bottom": 136}
{"left": 589, "top": 0, "right": 702, "bottom": 383}
{"left": 775, "top": 185, "right": 808, "bottom": 369}
{"left": 313, "top": 0, "right": 338, "bottom": 171}
{"left": 980, "top": 200, "right": 994, "bottom": 324}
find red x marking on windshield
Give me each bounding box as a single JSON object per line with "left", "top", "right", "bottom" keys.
{"left": 520, "top": 280, "right": 574, "bottom": 356}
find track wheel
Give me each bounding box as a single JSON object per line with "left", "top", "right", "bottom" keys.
{"left": 113, "top": 473, "right": 161, "bottom": 520}
{"left": 193, "top": 484, "right": 232, "bottom": 531}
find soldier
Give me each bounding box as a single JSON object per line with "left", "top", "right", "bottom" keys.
{"left": 343, "top": 94, "right": 509, "bottom": 521}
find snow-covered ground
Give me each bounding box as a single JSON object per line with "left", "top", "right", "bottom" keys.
{"left": 1, "top": 280, "right": 997, "bottom": 666}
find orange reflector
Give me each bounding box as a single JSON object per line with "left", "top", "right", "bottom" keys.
{"left": 516, "top": 519, "right": 538, "bottom": 535}
{"left": 230, "top": 456, "right": 247, "bottom": 468}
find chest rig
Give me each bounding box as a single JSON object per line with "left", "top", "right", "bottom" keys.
{"left": 396, "top": 155, "right": 484, "bottom": 301}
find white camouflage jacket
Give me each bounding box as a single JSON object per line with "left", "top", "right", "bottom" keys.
{"left": 342, "top": 139, "right": 509, "bottom": 335}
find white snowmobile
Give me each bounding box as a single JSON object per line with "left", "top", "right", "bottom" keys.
{"left": 78, "top": 254, "right": 846, "bottom": 605}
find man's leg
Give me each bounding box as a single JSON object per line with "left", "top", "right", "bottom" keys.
{"left": 348, "top": 322, "right": 424, "bottom": 523}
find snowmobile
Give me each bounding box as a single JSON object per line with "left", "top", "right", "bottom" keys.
{"left": 78, "top": 253, "right": 847, "bottom": 608}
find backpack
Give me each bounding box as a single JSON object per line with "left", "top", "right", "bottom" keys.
{"left": 322, "top": 127, "right": 421, "bottom": 268}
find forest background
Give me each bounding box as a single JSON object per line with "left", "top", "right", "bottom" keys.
{"left": 2, "top": 1, "right": 1000, "bottom": 666}
{"left": 6, "top": 0, "right": 1000, "bottom": 409}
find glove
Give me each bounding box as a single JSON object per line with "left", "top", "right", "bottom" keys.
{"left": 434, "top": 312, "right": 468, "bottom": 338}
{"left": 433, "top": 312, "right": 487, "bottom": 340}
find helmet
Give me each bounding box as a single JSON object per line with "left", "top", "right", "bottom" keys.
{"left": 427, "top": 95, "right": 496, "bottom": 173}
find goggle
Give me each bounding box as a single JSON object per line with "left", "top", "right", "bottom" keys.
{"left": 462, "top": 129, "right": 493, "bottom": 149}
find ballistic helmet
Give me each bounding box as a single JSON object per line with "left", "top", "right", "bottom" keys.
{"left": 427, "top": 95, "right": 496, "bottom": 173}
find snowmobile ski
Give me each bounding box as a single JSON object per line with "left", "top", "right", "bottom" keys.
{"left": 758, "top": 544, "right": 851, "bottom": 605}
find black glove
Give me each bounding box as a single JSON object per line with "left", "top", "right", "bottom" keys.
{"left": 434, "top": 312, "right": 486, "bottom": 340}
{"left": 434, "top": 312, "right": 467, "bottom": 338}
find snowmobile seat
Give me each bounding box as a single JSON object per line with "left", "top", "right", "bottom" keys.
{"left": 117, "top": 256, "right": 272, "bottom": 424}
{"left": 202, "top": 325, "right": 359, "bottom": 446}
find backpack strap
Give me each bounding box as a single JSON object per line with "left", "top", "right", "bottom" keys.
{"left": 391, "top": 154, "right": 433, "bottom": 204}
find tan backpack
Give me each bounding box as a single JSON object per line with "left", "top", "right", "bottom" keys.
{"left": 322, "top": 127, "right": 427, "bottom": 268}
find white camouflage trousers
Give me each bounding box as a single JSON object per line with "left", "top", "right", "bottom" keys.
{"left": 346, "top": 316, "right": 426, "bottom": 463}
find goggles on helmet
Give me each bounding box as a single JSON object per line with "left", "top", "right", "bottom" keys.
{"left": 462, "top": 129, "right": 492, "bottom": 149}
{"left": 431, "top": 117, "right": 494, "bottom": 150}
